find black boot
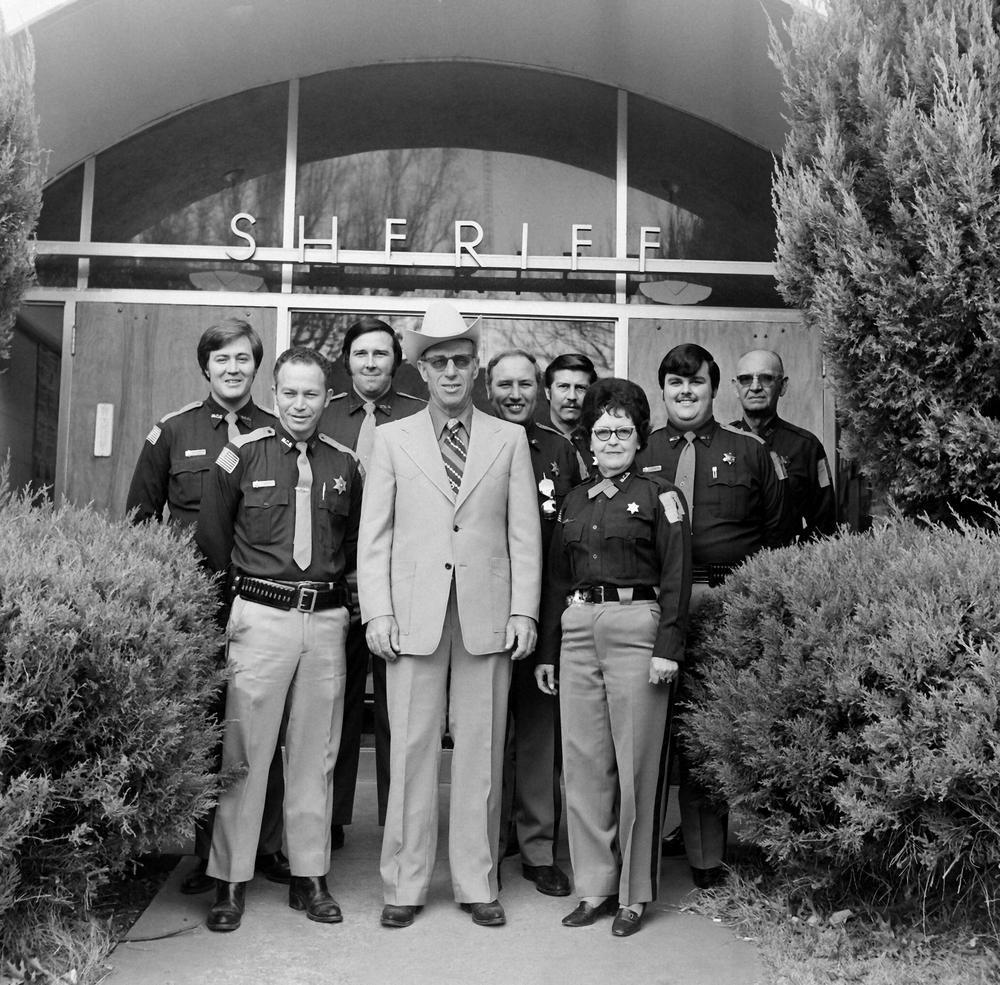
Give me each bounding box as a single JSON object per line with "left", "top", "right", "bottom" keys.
{"left": 288, "top": 875, "right": 342, "bottom": 923}
{"left": 206, "top": 881, "right": 246, "bottom": 932}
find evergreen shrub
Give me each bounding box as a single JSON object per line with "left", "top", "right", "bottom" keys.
{"left": 683, "top": 517, "right": 1000, "bottom": 914}
{"left": 0, "top": 481, "right": 225, "bottom": 955}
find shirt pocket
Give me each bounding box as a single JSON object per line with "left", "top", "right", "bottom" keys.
{"left": 318, "top": 495, "right": 350, "bottom": 552}
{"left": 168, "top": 458, "right": 210, "bottom": 513}
{"left": 242, "top": 487, "right": 289, "bottom": 542}
{"left": 707, "top": 470, "right": 752, "bottom": 520}
{"left": 602, "top": 513, "right": 651, "bottom": 580}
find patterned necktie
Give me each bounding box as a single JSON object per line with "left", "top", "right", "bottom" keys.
{"left": 293, "top": 441, "right": 313, "bottom": 570}
{"left": 224, "top": 411, "right": 240, "bottom": 442}
{"left": 442, "top": 420, "right": 467, "bottom": 496}
{"left": 673, "top": 431, "right": 697, "bottom": 519}
{"left": 355, "top": 401, "right": 377, "bottom": 472}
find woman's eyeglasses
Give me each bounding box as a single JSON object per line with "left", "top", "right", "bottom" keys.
{"left": 592, "top": 426, "right": 635, "bottom": 442}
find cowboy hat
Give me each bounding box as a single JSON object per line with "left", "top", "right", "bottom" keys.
{"left": 402, "top": 301, "right": 480, "bottom": 364}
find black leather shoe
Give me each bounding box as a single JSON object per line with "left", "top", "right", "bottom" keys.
{"left": 331, "top": 824, "right": 345, "bottom": 851}
{"left": 691, "top": 866, "right": 725, "bottom": 889}
{"left": 179, "top": 858, "right": 214, "bottom": 895}
{"left": 522, "top": 863, "right": 571, "bottom": 897}
{"left": 288, "top": 875, "right": 342, "bottom": 923}
{"left": 611, "top": 905, "right": 645, "bottom": 937}
{"left": 661, "top": 825, "right": 686, "bottom": 858}
{"left": 206, "top": 881, "right": 245, "bottom": 933}
{"left": 460, "top": 900, "right": 506, "bottom": 926}
{"left": 255, "top": 850, "right": 291, "bottom": 884}
{"left": 561, "top": 896, "right": 618, "bottom": 927}
{"left": 380, "top": 903, "right": 422, "bottom": 928}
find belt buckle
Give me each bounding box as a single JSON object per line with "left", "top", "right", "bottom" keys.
{"left": 296, "top": 586, "right": 318, "bottom": 612}
{"left": 567, "top": 588, "right": 591, "bottom": 606}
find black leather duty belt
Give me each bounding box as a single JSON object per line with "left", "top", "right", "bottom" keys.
{"left": 692, "top": 564, "right": 737, "bottom": 587}
{"left": 567, "top": 585, "right": 658, "bottom": 605}
{"left": 234, "top": 575, "right": 349, "bottom": 613}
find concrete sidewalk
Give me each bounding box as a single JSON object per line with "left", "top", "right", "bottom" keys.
{"left": 106, "top": 750, "right": 764, "bottom": 985}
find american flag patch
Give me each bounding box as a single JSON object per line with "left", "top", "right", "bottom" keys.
{"left": 216, "top": 447, "right": 240, "bottom": 474}
{"left": 146, "top": 425, "right": 161, "bottom": 445}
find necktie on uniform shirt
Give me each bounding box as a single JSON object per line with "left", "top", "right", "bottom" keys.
{"left": 224, "top": 411, "right": 240, "bottom": 442}
{"left": 293, "top": 441, "right": 313, "bottom": 570}
{"left": 442, "top": 420, "right": 467, "bottom": 495}
{"left": 673, "top": 431, "right": 697, "bottom": 518}
{"left": 355, "top": 400, "right": 377, "bottom": 473}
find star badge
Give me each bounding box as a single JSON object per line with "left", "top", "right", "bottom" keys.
{"left": 722, "top": 452, "right": 736, "bottom": 466}
{"left": 332, "top": 475, "right": 347, "bottom": 494}
{"left": 550, "top": 461, "right": 560, "bottom": 477}
{"left": 626, "top": 501, "right": 639, "bottom": 515}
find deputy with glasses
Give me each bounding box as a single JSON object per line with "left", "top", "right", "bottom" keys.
{"left": 729, "top": 349, "right": 836, "bottom": 542}
{"left": 537, "top": 378, "right": 691, "bottom": 937}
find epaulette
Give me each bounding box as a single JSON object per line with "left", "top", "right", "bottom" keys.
{"left": 648, "top": 424, "right": 668, "bottom": 435}
{"left": 231, "top": 426, "right": 274, "bottom": 448}
{"left": 158, "top": 400, "right": 203, "bottom": 424}
{"left": 719, "top": 421, "right": 765, "bottom": 445}
{"left": 255, "top": 404, "right": 278, "bottom": 420}
{"left": 396, "top": 391, "right": 427, "bottom": 403}
{"left": 318, "top": 432, "right": 359, "bottom": 460}
{"left": 329, "top": 392, "right": 348, "bottom": 401}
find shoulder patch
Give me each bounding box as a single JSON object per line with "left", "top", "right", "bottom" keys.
{"left": 769, "top": 450, "right": 788, "bottom": 481}
{"left": 817, "top": 456, "right": 831, "bottom": 489}
{"left": 659, "top": 490, "right": 684, "bottom": 524}
{"left": 145, "top": 424, "right": 162, "bottom": 446}
{"left": 215, "top": 447, "right": 240, "bottom": 474}
{"left": 159, "top": 400, "right": 203, "bottom": 424}
{"left": 231, "top": 426, "right": 274, "bottom": 448}
{"left": 318, "top": 432, "right": 359, "bottom": 459}
{"left": 719, "top": 421, "right": 765, "bottom": 444}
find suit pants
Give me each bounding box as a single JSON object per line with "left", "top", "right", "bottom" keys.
{"left": 208, "top": 599, "right": 348, "bottom": 883}
{"left": 381, "top": 586, "right": 511, "bottom": 905}
{"left": 332, "top": 619, "right": 390, "bottom": 827}
{"left": 499, "top": 656, "right": 562, "bottom": 866}
{"left": 559, "top": 600, "right": 672, "bottom": 906}
{"left": 677, "top": 582, "right": 728, "bottom": 869}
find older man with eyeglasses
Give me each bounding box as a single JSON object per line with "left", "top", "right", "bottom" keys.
{"left": 728, "top": 349, "right": 836, "bottom": 543}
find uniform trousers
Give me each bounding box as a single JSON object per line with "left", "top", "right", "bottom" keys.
{"left": 207, "top": 598, "right": 348, "bottom": 883}
{"left": 332, "top": 619, "right": 390, "bottom": 827}
{"left": 381, "top": 585, "right": 511, "bottom": 905}
{"left": 499, "top": 656, "right": 562, "bottom": 866}
{"left": 559, "top": 600, "right": 673, "bottom": 906}
{"left": 677, "top": 582, "right": 728, "bottom": 869}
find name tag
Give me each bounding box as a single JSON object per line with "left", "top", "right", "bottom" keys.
{"left": 252, "top": 479, "right": 276, "bottom": 488}
{"left": 641, "top": 465, "right": 661, "bottom": 473}
{"left": 185, "top": 449, "right": 206, "bottom": 457}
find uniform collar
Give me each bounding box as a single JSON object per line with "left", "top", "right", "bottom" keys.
{"left": 206, "top": 394, "right": 256, "bottom": 429}
{"left": 741, "top": 414, "right": 779, "bottom": 440}
{"left": 348, "top": 386, "right": 395, "bottom": 416}
{"left": 665, "top": 416, "right": 717, "bottom": 446}
{"left": 275, "top": 422, "right": 318, "bottom": 452}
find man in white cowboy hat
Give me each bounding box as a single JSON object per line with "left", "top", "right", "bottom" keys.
{"left": 358, "top": 300, "right": 542, "bottom": 929}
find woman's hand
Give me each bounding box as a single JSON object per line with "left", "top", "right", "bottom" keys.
{"left": 649, "top": 657, "right": 678, "bottom": 686}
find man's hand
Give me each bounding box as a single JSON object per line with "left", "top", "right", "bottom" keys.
{"left": 367, "top": 615, "right": 401, "bottom": 662}
{"left": 535, "top": 664, "right": 557, "bottom": 695}
{"left": 649, "top": 657, "right": 678, "bottom": 685}
{"left": 505, "top": 615, "right": 537, "bottom": 661}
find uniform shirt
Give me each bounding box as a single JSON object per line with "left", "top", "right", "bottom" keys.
{"left": 730, "top": 415, "right": 836, "bottom": 542}
{"left": 635, "top": 417, "right": 787, "bottom": 566}
{"left": 196, "top": 423, "right": 362, "bottom": 583}
{"left": 318, "top": 386, "right": 425, "bottom": 449}
{"left": 567, "top": 425, "right": 594, "bottom": 481}
{"left": 541, "top": 469, "right": 692, "bottom": 666}
{"left": 524, "top": 420, "right": 583, "bottom": 557}
{"left": 125, "top": 395, "right": 276, "bottom": 528}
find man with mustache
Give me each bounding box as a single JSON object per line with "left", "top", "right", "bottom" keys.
{"left": 544, "top": 353, "right": 597, "bottom": 480}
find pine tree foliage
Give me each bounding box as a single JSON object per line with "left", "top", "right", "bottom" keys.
{"left": 683, "top": 520, "right": 1000, "bottom": 916}
{"left": 771, "top": 0, "right": 1000, "bottom": 518}
{"left": 0, "top": 476, "right": 226, "bottom": 955}
{"left": 0, "top": 15, "right": 43, "bottom": 361}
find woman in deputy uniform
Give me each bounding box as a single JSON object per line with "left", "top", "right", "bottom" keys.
{"left": 535, "top": 377, "right": 691, "bottom": 937}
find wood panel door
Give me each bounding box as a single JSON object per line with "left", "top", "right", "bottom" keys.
{"left": 64, "top": 303, "right": 277, "bottom": 516}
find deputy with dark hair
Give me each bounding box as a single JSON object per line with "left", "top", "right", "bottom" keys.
{"left": 538, "top": 378, "right": 691, "bottom": 937}
{"left": 544, "top": 352, "right": 597, "bottom": 478}
{"left": 319, "top": 316, "right": 425, "bottom": 849}
{"left": 729, "top": 348, "right": 835, "bottom": 542}
{"left": 125, "top": 317, "right": 288, "bottom": 895}
{"left": 637, "top": 342, "right": 788, "bottom": 888}
{"left": 196, "top": 346, "right": 362, "bottom": 933}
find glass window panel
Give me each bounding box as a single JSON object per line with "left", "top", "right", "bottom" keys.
{"left": 88, "top": 258, "right": 282, "bottom": 293}
{"left": 91, "top": 83, "right": 288, "bottom": 246}
{"left": 38, "top": 166, "right": 83, "bottom": 241}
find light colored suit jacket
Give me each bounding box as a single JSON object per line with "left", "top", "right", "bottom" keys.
{"left": 358, "top": 406, "right": 542, "bottom": 655}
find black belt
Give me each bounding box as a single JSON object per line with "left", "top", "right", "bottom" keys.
{"left": 692, "top": 563, "right": 738, "bottom": 587}
{"left": 235, "top": 575, "right": 350, "bottom": 613}
{"left": 567, "top": 585, "right": 658, "bottom": 605}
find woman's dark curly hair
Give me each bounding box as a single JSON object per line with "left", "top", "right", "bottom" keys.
{"left": 580, "top": 377, "right": 652, "bottom": 452}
